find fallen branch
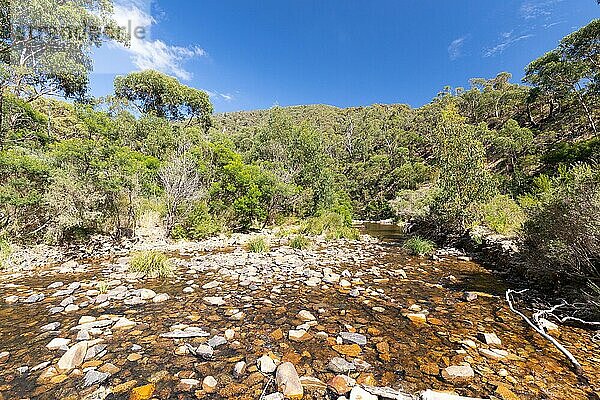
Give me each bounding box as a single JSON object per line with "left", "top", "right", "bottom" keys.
{"left": 505, "top": 289, "right": 584, "bottom": 376}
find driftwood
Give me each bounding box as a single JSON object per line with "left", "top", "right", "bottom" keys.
{"left": 505, "top": 289, "right": 584, "bottom": 376}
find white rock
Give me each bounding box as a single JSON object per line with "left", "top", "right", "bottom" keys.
{"left": 350, "top": 386, "right": 378, "bottom": 400}
{"left": 57, "top": 341, "right": 88, "bottom": 372}
{"left": 46, "top": 338, "right": 71, "bottom": 350}
{"left": 257, "top": 354, "right": 277, "bottom": 373}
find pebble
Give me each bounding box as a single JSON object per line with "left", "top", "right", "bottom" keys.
{"left": 153, "top": 293, "right": 170, "bottom": 303}
{"left": 349, "top": 386, "right": 378, "bottom": 400}
{"left": 441, "top": 365, "right": 475, "bottom": 383}
{"left": 202, "top": 375, "right": 218, "bottom": 393}
{"left": 327, "top": 357, "right": 356, "bottom": 373}
{"left": 46, "top": 338, "right": 71, "bottom": 350}
{"left": 233, "top": 361, "right": 247, "bottom": 378}
{"left": 41, "top": 322, "right": 61, "bottom": 332}
{"left": 83, "top": 369, "right": 110, "bottom": 387}
{"left": 477, "top": 332, "right": 501, "bottom": 346}
{"left": 340, "top": 332, "right": 367, "bottom": 345}
{"left": 275, "top": 362, "right": 303, "bottom": 400}
{"left": 257, "top": 354, "right": 277, "bottom": 373}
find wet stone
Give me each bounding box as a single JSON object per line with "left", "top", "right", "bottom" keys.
{"left": 340, "top": 332, "right": 367, "bottom": 345}
{"left": 83, "top": 369, "right": 110, "bottom": 387}
{"left": 327, "top": 357, "right": 356, "bottom": 373}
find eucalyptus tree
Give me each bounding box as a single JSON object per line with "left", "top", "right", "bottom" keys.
{"left": 114, "top": 70, "right": 213, "bottom": 132}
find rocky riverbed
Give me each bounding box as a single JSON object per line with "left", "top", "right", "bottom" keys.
{"left": 0, "top": 229, "right": 599, "bottom": 400}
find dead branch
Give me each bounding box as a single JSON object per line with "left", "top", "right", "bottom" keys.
{"left": 505, "top": 289, "right": 584, "bottom": 376}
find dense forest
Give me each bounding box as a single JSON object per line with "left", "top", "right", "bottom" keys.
{"left": 1, "top": 1, "right": 599, "bottom": 314}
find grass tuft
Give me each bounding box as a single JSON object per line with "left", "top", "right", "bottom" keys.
{"left": 403, "top": 236, "right": 436, "bottom": 256}
{"left": 289, "top": 235, "right": 311, "bottom": 250}
{"left": 129, "top": 251, "right": 174, "bottom": 278}
{"left": 246, "top": 236, "right": 270, "bottom": 253}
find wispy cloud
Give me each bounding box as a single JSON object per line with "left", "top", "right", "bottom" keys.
{"left": 205, "top": 90, "right": 236, "bottom": 102}
{"left": 448, "top": 36, "right": 467, "bottom": 61}
{"left": 519, "top": 0, "right": 563, "bottom": 20}
{"left": 110, "top": 1, "right": 206, "bottom": 81}
{"left": 484, "top": 31, "right": 534, "bottom": 57}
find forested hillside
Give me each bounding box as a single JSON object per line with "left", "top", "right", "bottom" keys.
{"left": 1, "top": 9, "right": 599, "bottom": 310}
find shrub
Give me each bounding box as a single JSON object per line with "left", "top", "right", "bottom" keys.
{"left": 521, "top": 163, "right": 600, "bottom": 289}
{"left": 0, "top": 239, "right": 12, "bottom": 269}
{"left": 246, "top": 236, "right": 270, "bottom": 253}
{"left": 301, "top": 210, "right": 359, "bottom": 240}
{"left": 472, "top": 194, "right": 525, "bottom": 236}
{"left": 403, "top": 236, "right": 436, "bottom": 256}
{"left": 172, "top": 202, "right": 223, "bottom": 240}
{"left": 391, "top": 186, "right": 440, "bottom": 223}
{"left": 96, "top": 281, "right": 109, "bottom": 294}
{"left": 289, "top": 235, "right": 311, "bottom": 250}
{"left": 129, "top": 251, "right": 174, "bottom": 278}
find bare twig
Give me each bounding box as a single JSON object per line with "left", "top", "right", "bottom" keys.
{"left": 505, "top": 289, "right": 584, "bottom": 376}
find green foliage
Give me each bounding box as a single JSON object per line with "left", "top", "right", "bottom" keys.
{"left": 431, "top": 104, "right": 497, "bottom": 231}
{"left": 172, "top": 202, "right": 223, "bottom": 240}
{"left": 521, "top": 163, "right": 600, "bottom": 287}
{"left": 114, "top": 70, "right": 213, "bottom": 130}
{"left": 302, "top": 211, "right": 360, "bottom": 240}
{"left": 403, "top": 236, "right": 436, "bottom": 256}
{"left": 391, "top": 186, "right": 440, "bottom": 223}
{"left": 246, "top": 236, "right": 270, "bottom": 253}
{"left": 288, "top": 235, "right": 312, "bottom": 250}
{"left": 472, "top": 194, "right": 525, "bottom": 236}
{"left": 129, "top": 251, "right": 174, "bottom": 278}
{"left": 0, "top": 238, "right": 11, "bottom": 269}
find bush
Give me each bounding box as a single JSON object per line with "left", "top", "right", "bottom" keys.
{"left": 246, "top": 236, "right": 270, "bottom": 253}
{"left": 172, "top": 202, "right": 223, "bottom": 240}
{"left": 391, "top": 186, "right": 439, "bottom": 223}
{"left": 472, "top": 194, "right": 525, "bottom": 236}
{"left": 521, "top": 163, "right": 600, "bottom": 289}
{"left": 289, "top": 235, "right": 311, "bottom": 250}
{"left": 129, "top": 251, "right": 174, "bottom": 278}
{"left": 302, "top": 211, "right": 359, "bottom": 240}
{"left": 0, "top": 239, "right": 12, "bottom": 269}
{"left": 403, "top": 236, "right": 436, "bottom": 256}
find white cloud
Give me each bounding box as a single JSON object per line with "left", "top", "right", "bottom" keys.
{"left": 519, "top": 0, "right": 563, "bottom": 20}
{"left": 483, "top": 31, "right": 534, "bottom": 57}
{"left": 109, "top": 2, "right": 206, "bottom": 80}
{"left": 448, "top": 36, "right": 467, "bottom": 61}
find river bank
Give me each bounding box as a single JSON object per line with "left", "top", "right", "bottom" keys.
{"left": 0, "top": 228, "right": 598, "bottom": 400}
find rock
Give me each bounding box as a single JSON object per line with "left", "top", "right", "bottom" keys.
{"left": 233, "top": 361, "right": 247, "bottom": 378}
{"left": 129, "top": 383, "right": 156, "bottom": 400}
{"left": 112, "top": 380, "right": 138, "bottom": 394}
{"left": 0, "top": 352, "right": 10, "bottom": 363}
{"left": 421, "top": 390, "right": 488, "bottom": 400}
{"left": 479, "top": 348, "right": 508, "bottom": 360}
{"left": 193, "top": 344, "right": 214, "bottom": 359}
{"left": 57, "top": 341, "right": 88, "bottom": 372}
{"left": 24, "top": 293, "right": 44, "bottom": 303}
{"left": 333, "top": 344, "right": 362, "bottom": 357}
{"left": 441, "top": 365, "right": 474, "bottom": 383}
{"left": 349, "top": 386, "right": 377, "bottom": 400}
{"left": 177, "top": 378, "right": 200, "bottom": 391}
{"left": 328, "top": 375, "right": 355, "bottom": 395}
{"left": 406, "top": 313, "right": 427, "bottom": 324}
{"left": 340, "top": 332, "right": 367, "bottom": 346}
{"left": 297, "top": 310, "right": 316, "bottom": 321}
{"left": 288, "top": 329, "right": 309, "bottom": 342}
{"left": 202, "top": 280, "right": 221, "bottom": 289}
{"left": 161, "top": 328, "right": 210, "bottom": 338}
{"left": 64, "top": 304, "right": 79, "bottom": 312}
{"left": 127, "top": 353, "right": 142, "bottom": 362}
{"left": 340, "top": 279, "right": 352, "bottom": 288}
{"left": 202, "top": 375, "right": 218, "bottom": 393}
{"left": 463, "top": 292, "right": 478, "bottom": 302}
{"left": 46, "top": 338, "right": 71, "bottom": 350}
{"left": 5, "top": 295, "right": 19, "bottom": 304}
{"left": 495, "top": 383, "right": 519, "bottom": 400}
{"left": 153, "top": 293, "right": 170, "bottom": 303}
{"left": 361, "top": 386, "right": 413, "bottom": 400}
{"left": 203, "top": 296, "right": 226, "bottom": 306}
{"left": 98, "top": 363, "right": 120, "bottom": 375}
{"left": 83, "top": 370, "right": 110, "bottom": 387}
{"left": 327, "top": 357, "right": 356, "bottom": 373}
{"left": 183, "top": 287, "right": 194, "bottom": 293}
{"left": 258, "top": 354, "right": 277, "bottom": 373}
{"left": 208, "top": 335, "right": 227, "bottom": 348}
{"left": 299, "top": 376, "right": 327, "bottom": 391}
{"left": 225, "top": 328, "right": 235, "bottom": 340}
{"left": 477, "top": 332, "right": 501, "bottom": 346}
{"left": 113, "top": 317, "right": 136, "bottom": 329}
{"left": 138, "top": 288, "right": 156, "bottom": 300}
{"left": 352, "top": 359, "right": 372, "bottom": 372}
{"left": 275, "top": 362, "right": 303, "bottom": 400}
{"left": 85, "top": 344, "right": 107, "bottom": 361}
{"left": 78, "top": 316, "right": 96, "bottom": 325}
{"left": 264, "top": 394, "right": 285, "bottom": 400}
{"left": 48, "top": 281, "right": 64, "bottom": 289}
{"left": 77, "top": 330, "right": 91, "bottom": 341}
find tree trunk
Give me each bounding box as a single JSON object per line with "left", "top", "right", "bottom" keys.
{"left": 574, "top": 90, "right": 597, "bottom": 134}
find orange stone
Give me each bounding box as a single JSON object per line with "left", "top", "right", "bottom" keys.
{"left": 332, "top": 344, "right": 362, "bottom": 357}
{"left": 129, "top": 383, "right": 156, "bottom": 400}
{"left": 356, "top": 373, "right": 377, "bottom": 386}
{"left": 367, "top": 327, "right": 381, "bottom": 335}
{"left": 376, "top": 341, "right": 390, "bottom": 354}
{"left": 270, "top": 329, "right": 284, "bottom": 340}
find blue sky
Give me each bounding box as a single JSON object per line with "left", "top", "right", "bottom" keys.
{"left": 91, "top": 0, "right": 599, "bottom": 113}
